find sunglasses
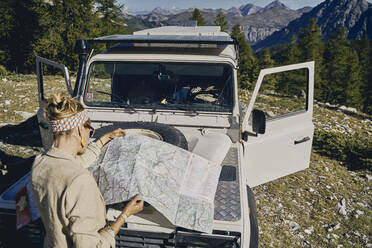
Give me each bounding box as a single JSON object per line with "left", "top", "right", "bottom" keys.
{"left": 84, "top": 122, "right": 95, "bottom": 138}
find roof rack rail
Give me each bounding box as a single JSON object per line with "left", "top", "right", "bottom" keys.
{"left": 88, "top": 35, "right": 237, "bottom": 45}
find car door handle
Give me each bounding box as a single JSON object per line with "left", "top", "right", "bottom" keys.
{"left": 39, "top": 121, "right": 49, "bottom": 129}
{"left": 294, "top": 136, "right": 310, "bottom": 144}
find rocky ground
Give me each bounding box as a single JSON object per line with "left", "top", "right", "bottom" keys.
{"left": 239, "top": 90, "right": 372, "bottom": 247}
{"left": 0, "top": 74, "right": 371, "bottom": 247}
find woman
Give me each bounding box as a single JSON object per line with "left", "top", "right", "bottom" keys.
{"left": 31, "top": 92, "right": 143, "bottom": 247}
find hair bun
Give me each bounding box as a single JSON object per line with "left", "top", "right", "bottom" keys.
{"left": 45, "top": 92, "right": 84, "bottom": 121}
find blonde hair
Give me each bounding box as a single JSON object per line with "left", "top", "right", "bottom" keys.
{"left": 45, "top": 92, "right": 85, "bottom": 136}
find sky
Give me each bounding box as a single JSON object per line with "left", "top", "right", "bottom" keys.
{"left": 119, "top": 0, "right": 326, "bottom": 12}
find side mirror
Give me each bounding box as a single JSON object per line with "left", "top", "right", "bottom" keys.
{"left": 252, "top": 109, "right": 266, "bottom": 134}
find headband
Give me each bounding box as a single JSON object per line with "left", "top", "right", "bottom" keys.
{"left": 50, "top": 110, "right": 89, "bottom": 132}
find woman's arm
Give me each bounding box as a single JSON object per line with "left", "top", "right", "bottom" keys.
{"left": 108, "top": 195, "right": 144, "bottom": 236}
{"left": 77, "top": 128, "right": 125, "bottom": 168}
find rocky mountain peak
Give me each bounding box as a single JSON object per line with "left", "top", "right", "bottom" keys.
{"left": 226, "top": 7, "right": 243, "bottom": 17}
{"left": 239, "top": 3, "right": 262, "bottom": 16}
{"left": 258, "top": 0, "right": 289, "bottom": 13}
{"left": 316, "top": 0, "right": 371, "bottom": 33}
{"left": 151, "top": 7, "right": 184, "bottom": 15}
{"left": 297, "top": 6, "right": 313, "bottom": 15}
{"left": 127, "top": 1, "right": 312, "bottom": 45}
{"left": 253, "top": 0, "right": 372, "bottom": 50}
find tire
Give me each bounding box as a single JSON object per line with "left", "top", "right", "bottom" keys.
{"left": 93, "top": 122, "right": 188, "bottom": 150}
{"left": 0, "top": 231, "right": 23, "bottom": 248}
{"left": 247, "top": 186, "right": 259, "bottom": 248}
{"left": 0, "top": 234, "right": 11, "bottom": 248}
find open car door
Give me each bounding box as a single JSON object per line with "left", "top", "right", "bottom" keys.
{"left": 35, "top": 56, "right": 73, "bottom": 150}
{"left": 242, "top": 61, "right": 314, "bottom": 187}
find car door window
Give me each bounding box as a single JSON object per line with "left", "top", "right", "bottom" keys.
{"left": 253, "top": 68, "right": 308, "bottom": 119}
{"left": 36, "top": 56, "right": 72, "bottom": 103}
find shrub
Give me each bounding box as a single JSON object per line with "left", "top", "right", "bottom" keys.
{"left": 0, "top": 65, "right": 9, "bottom": 76}
{"left": 313, "top": 130, "right": 372, "bottom": 170}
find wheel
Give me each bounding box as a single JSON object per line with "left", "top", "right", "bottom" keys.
{"left": 93, "top": 122, "right": 188, "bottom": 150}
{"left": 247, "top": 186, "right": 259, "bottom": 248}
{"left": 0, "top": 231, "right": 21, "bottom": 248}
{"left": 0, "top": 238, "right": 10, "bottom": 248}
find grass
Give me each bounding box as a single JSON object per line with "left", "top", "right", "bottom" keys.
{"left": 238, "top": 88, "right": 371, "bottom": 247}
{"left": 0, "top": 75, "right": 371, "bottom": 247}
{"left": 254, "top": 153, "right": 371, "bottom": 247}
{"left": 0, "top": 74, "right": 68, "bottom": 157}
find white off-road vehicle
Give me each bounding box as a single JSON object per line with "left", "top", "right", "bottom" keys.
{"left": 0, "top": 26, "right": 314, "bottom": 247}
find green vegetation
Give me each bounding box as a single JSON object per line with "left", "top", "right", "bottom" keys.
{"left": 0, "top": 65, "right": 8, "bottom": 76}
{"left": 214, "top": 12, "right": 228, "bottom": 32}
{"left": 231, "top": 18, "right": 371, "bottom": 115}
{"left": 280, "top": 21, "right": 370, "bottom": 115}
{"left": 314, "top": 130, "right": 372, "bottom": 171}
{"left": 0, "top": 3, "right": 370, "bottom": 247}
{"left": 0, "top": 76, "right": 370, "bottom": 247}
{"left": 191, "top": 8, "right": 205, "bottom": 26}
{"left": 0, "top": 0, "right": 126, "bottom": 73}
{"left": 1, "top": 3, "right": 370, "bottom": 114}
{"left": 231, "top": 24, "right": 258, "bottom": 89}
{"left": 238, "top": 88, "right": 372, "bottom": 247}
{"left": 323, "top": 29, "right": 362, "bottom": 109}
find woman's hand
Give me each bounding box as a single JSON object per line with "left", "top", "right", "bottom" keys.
{"left": 122, "top": 194, "right": 144, "bottom": 217}
{"left": 96, "top": 128, "right": 125, "bottom": 148}
{"left": 109, "top": 194, "right": 144, "bottom": 236}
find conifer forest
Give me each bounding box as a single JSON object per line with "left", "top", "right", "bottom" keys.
{"left": 0, "top": 0, "right": 371, "bottom": 115}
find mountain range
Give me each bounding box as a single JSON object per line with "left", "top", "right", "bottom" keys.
{"left": 123, "top": 0, "right": 372, "bottom": 50}
{"left": 254, "top": 0, "right": 372, "bottom": 50}
{"left": 124, "top": 0, "right": 311, "bottom": 45}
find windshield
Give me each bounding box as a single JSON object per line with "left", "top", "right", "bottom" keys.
{"left": 84, "top": 62, "right": 234, "bottom": 112}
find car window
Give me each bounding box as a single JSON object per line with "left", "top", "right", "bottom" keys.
{"left": 84, "top": 62, "right": 234, "bottom": 112}
{"left": 38, "top": 64, "right": 71, "bottom": 100}
{"left": 253, "top": 68, "right": 308, "bottom": 119}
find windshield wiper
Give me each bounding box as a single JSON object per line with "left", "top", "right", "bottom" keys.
{"left": 148, "top": 102, "right": 198, "bottom": 115}
{"left": 165, "top": 103, "right": 198, "bottom": 115}
{"left": 95, "top": 90, "right": 137, "bottom": 112}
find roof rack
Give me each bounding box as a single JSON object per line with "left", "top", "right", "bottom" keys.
{"left": 88, "top": 34, "right": 236, "bottom": 45}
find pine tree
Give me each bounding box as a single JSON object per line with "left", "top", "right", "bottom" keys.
{"left": 230, "top": 24, "right": 258, "bottom": 89}
{"left": 258, "top": 48, "right": 274, "bottom": 68}
{"left": 286, "top": 35, "right": 301, "bottom": 64}
{"left": 0, "top": 0, "right": 127, "bottom": 73}
{"left": 366, "top": 38, "right": 372, "bottom": 114}
{"left": 355, "top": 35, "right": 372, "bottom": 114}
{"left": 230, "top": 25, "right": 242, "bottom": 40}
{"left": 258, "top": 48, "right": 276, "bottom": 91}
{"left": 345, "top": 50, "right": 362, "bottom": 109}
{"left": 0, "top": 0, "right": 13, "bottom": 68}
{"left": 214, "top": 12, "right": 228, "bottom": 32}
{"left": 0, "top": 0, "right": 41, "bottom": 73}
{"left": 365, "top": 61, "right": 372, "bottom": 114}
{"left": 275, "top": 35, "right": 304, "bottom": 95}
{"left": 33, "top": 0, "right": 100, "bottom": 71}
{"left": 96, "top": 0, "right": 126, "bottom": 35}
{"left": 298, "top": 18, "right": 325, "bottom": 101}
{"left": 191, "top": 8, "right": 205, "bottom": 26}
{"left": 323, "top": 28, "right": 348, "bottom": 104}
{"left": 323, "top": 28, "right": 362, "bottom": 108}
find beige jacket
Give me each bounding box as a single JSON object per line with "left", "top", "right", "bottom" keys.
{"left": 31, "top": 143, "right": 115, "bottom": 248}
